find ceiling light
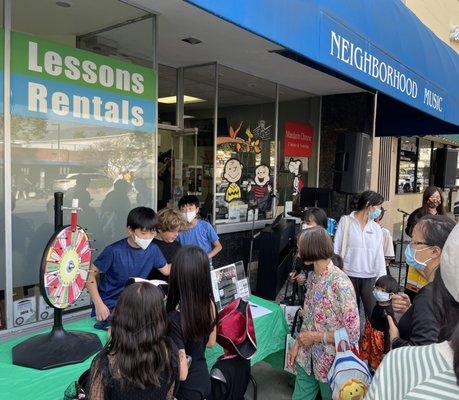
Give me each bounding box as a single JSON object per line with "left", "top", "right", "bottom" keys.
{"left": 158, "top": 95, "right": 206, "bottom": 104}
{"left": 182, "top": 37, "right": 202, "bottom": 45}
{"left": 184, "top": 115, "right": 195, "bottom": 119}
{"left": 56, "top": 1, "right": 72, "bottom": 7}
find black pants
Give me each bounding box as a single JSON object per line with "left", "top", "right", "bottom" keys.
{"left": 349, "top": 277, "right": 376, "bottom": 319}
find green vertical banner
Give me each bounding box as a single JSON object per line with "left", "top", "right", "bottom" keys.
{"left": 11, "top": 32, "right": 156, "bottom": 132}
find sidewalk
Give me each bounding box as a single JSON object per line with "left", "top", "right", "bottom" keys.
{"left": 246, "top": 362, "right": 293, "bottom": 400}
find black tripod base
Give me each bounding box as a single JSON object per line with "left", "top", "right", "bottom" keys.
{"left": 12, "top": 328, "right": 102, "bottom": 370}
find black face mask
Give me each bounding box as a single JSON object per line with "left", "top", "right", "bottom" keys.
{"left": 302, "top": 263, "right": 314, "bottom": 272}
{"left": 427, "top": 200, "right": 439, "bottom": 209}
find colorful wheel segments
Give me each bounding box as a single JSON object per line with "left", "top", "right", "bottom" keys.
{"left": 42, "top": 226, "right": 91, "bottom": 309}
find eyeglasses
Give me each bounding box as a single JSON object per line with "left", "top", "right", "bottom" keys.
{"left": 411, "top": 241, "right": 429, "bottom": 246}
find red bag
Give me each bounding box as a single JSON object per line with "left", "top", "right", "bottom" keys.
{"left": 217, "top": 298, "right": 257, "bottom": 359}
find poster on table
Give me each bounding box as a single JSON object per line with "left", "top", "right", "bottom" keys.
{"left": 211, "top": 261, "right": 250, "bottom": 310}
{"left": 284, "top": 334, "right": 297, "bottom": 375}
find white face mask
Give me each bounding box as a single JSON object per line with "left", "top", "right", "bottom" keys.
{"left": 302, "top": 223, "right": 313, "bottom": 230}
{"left": 373, "top": 289, "right": 390, "bottom": 303}
{"left": 183, "top": 210, "right": 197, "bottom": 223}
{"left": 134, "top": 235, "right": 153, "bottom": 250}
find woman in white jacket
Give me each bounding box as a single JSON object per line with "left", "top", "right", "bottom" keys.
{"left": 334, "top": 191, "right": 386, "bottom": 319}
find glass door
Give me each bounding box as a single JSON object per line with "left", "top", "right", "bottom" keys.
{"left": 158, "top": 126, "right": 198, "bottom": 209}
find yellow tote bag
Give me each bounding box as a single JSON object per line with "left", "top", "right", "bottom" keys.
{"left": 405, "top": 266, "right": 428, "bottom": 293}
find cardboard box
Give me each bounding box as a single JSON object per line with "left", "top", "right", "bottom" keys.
{"left": 13, "top": 296, "right": 37, "bottom": 327}
{"left": 37, "top": 295, "right": 54, "bottom": 321}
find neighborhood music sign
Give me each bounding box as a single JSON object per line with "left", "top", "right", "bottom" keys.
{"left": 11, "top": 31, "right": 156, "bottom": 132}
{"left": 321, "top": 14, "right": 446, "bottom": 120}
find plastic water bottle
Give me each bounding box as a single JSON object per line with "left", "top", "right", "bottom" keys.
{"left": 327, "top": 218, "right": 337, "bottom": 236}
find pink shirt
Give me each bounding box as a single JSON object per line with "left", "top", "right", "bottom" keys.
{"left": 297, "top": 262, "right": 360, "bottom": 382}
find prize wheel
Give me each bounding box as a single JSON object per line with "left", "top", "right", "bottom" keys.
{"left": 40, "top": 225, "right": 91, "bottom": 309}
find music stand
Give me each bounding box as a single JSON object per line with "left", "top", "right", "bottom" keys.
{"left": 397, "top": 210, "right": 409, "bottom": 288}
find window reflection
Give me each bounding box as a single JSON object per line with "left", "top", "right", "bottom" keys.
{"left": 397, "top": 137, "right": 418, "bottom": 193}
{"left": 11, "top": 119, "right": 155, "bottom": 323}
{"left": 418, "top": 139, "right": 432, "bottom": 193}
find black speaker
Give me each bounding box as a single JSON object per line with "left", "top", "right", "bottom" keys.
{"left": 300, "top": 187, "right": 332, "bottom": 214}
{"left": 255, "top": 219, "right": 296, "bottom": 300}
{"left": 333, "top": 132, "right": 370, "bottom": 194}
{"left": 433, "top": 148, "right": 458, "bottom": 188}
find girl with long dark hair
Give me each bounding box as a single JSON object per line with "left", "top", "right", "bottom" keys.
{"left": 87, "top": 282, "right": 187, "bottom": 400}
{"left": 167, "top": 245, "right": 217, "bottom": 400}
{"left": 405, "top": 185, "right": 445, "bottom": 237}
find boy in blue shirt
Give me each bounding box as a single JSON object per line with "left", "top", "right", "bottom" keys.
{"left": 87, "top": 207, "right": 170, "bottom": 328}
{"left": 178, "top": 195, "right": 222, "bottom": 262}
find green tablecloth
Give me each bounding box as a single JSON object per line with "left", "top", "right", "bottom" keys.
{"left": 0, "top": 296, "right": 288, "bottom": 400}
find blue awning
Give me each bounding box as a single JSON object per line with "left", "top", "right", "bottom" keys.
{"left": 185, "top": 0, "right": 459, "bottom": 134}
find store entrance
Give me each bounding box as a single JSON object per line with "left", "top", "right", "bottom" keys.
{"left": 158, "top": 126, "right": 199, "bottom": 209}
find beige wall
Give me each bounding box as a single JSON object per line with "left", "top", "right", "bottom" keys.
{"left": 391, "top": 193, "right": 424, "bottom": 239}
{"left": 370, "top": 136, "right": 380, "bottom": 193}
{"left": 373, "top": 138, "right": 424, "bottom": 240}
{"left": 404, "top": 0, "right": 459, "bottom": 53}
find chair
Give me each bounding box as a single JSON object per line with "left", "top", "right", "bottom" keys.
{"left": 210, "top": 357, "right": 255, "bottom": 400}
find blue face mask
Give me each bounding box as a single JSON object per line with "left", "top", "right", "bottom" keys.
{"left": 373, "top": 289, "right": 390, "bottom": 303}
{"left": 368, "top": 208, "right": 382, "bottom": 220}
{"left": 404, "top": 244, "right": 432, "bottom": 272}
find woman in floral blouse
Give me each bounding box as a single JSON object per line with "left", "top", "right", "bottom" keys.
{"left": 288, "top": 227, "right": 360, "bottom": 400}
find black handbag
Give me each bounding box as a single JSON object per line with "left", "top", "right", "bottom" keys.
{"left": 281, "top": 257, "right": 305, "bottom": 306}
{"left": 290, "top": 307, "right": 304, "bottom": 339}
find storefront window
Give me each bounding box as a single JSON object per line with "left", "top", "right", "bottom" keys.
{"left": 215, "top": 66, "right": 276, "bottom": 224}
{"left": 10, "top": 1, "right": 156, "bottom": 327}
{"left": 277, "top": 86, "right": 320, "bottom": 207}
{"left": 418, "top": 139, "right": 432, "bottom": 193}
{"left": 397, "top": 137, "right": 418, "bottom": 193}
{"left": 183, "top": 64, "right": 215, "bottom": 208}
{"left": 158, "top": 65, "right": 177, "bottom": 126}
